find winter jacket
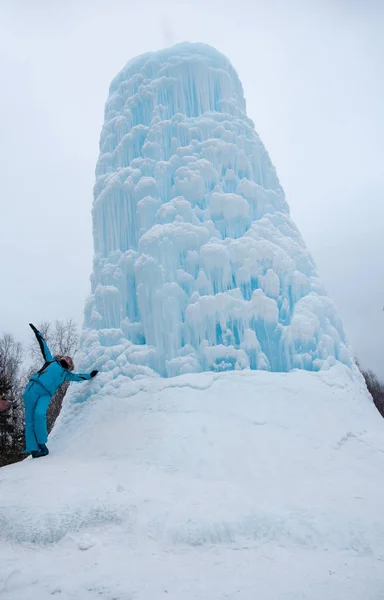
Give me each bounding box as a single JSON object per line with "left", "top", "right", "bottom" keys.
{"left": 29, "top": 325, "right": 93, "bottom": 397}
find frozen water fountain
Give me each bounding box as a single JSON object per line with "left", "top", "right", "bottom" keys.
{"left": 81, "top": 43, "right": 351, "bottom": 377}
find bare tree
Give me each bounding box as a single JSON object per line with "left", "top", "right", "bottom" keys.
{"left": 29, "top": 319, "right": 79, "bottom": 365}
{"left": 29, "top": 319, "right": 80, "bottom": 433}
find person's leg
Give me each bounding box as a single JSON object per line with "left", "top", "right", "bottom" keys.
{"left": 33, "top": 393, "right": 52, "bottom": 446}
{"left": 23, "top": 383, "right": 40, "bottom": 453}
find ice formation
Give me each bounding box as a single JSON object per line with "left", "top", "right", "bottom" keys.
{"left": 82, "top": 42, "right": 352, "bottom": 377}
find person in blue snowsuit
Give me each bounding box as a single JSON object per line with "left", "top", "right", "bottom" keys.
{"left": 23, "top": 323, "right": 98, "bottom": 458}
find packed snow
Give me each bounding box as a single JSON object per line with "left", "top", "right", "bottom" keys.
{"left": 1, "top": 366, "right": 384, "bottom": 599}
{"left": 82, "top": 43, "right": 351, "bottom": 377}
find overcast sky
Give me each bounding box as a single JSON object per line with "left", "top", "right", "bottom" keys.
{"left": 0, "top": 0, "right": 383, "bottom": 376}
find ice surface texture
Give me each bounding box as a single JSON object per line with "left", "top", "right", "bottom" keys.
{"left": 83, "top": 42, "right": 351, "bottom": 376}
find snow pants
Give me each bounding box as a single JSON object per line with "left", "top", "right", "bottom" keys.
{"left": 23, "top": 381, "right": 52, "bottom": 453}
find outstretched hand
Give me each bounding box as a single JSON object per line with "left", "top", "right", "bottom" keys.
{"left": 90, "top": 370, "right": 99, "bottom": 378}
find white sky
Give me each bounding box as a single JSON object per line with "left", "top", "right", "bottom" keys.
{"left": 0, "top": 0, "right": 383, "bottom": 376}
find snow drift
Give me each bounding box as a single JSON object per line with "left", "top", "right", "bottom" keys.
{"left": 82, "top": 43, "right": 351, "bottom": 377}
{"left": 1, "top": 366, "right": 384, "bottom": 599}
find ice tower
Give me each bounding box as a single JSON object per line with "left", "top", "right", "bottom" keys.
{"left": 82, "top": 43, "right": 352, "bottom": 377}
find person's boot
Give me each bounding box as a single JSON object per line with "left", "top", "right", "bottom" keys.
{"left": 39, "top": 443, "right": 49, "bottom": 456}
{"left": 31, "top": 444, "right": 49, "bottom": 458}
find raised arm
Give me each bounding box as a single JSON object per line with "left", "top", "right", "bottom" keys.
{"left": 29, "top": 323, "right": 53, "bottom": 362}
{"left": 65, "top": 370, "right": 98, "bottom": 383}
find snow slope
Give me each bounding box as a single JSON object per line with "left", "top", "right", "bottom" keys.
{"left": 1, "top": 366, "right": 384, "bottom": 599}
{"left": 82, "top": 43, "right": 351, "bottom": 377}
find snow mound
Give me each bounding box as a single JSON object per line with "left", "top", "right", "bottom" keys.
{"left": 1, "top": 367, "right": 384, "bottom": 599}
{"left": 82, "top": 43, "right": 351, "bottom": 377}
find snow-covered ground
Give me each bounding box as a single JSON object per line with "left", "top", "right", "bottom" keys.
{"left": 1, "top": 366, "right": 384, "bottom": 599}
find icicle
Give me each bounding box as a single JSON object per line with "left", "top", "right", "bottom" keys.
{"left": 82, "top": 43, "right": 352, "bottom": 377}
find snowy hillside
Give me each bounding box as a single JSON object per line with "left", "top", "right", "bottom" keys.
{"left": 1, "top": 366, "right": 384, "bottom": 599}
{"left": 82, "top": 43, "right": 351, "bottom": 377}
